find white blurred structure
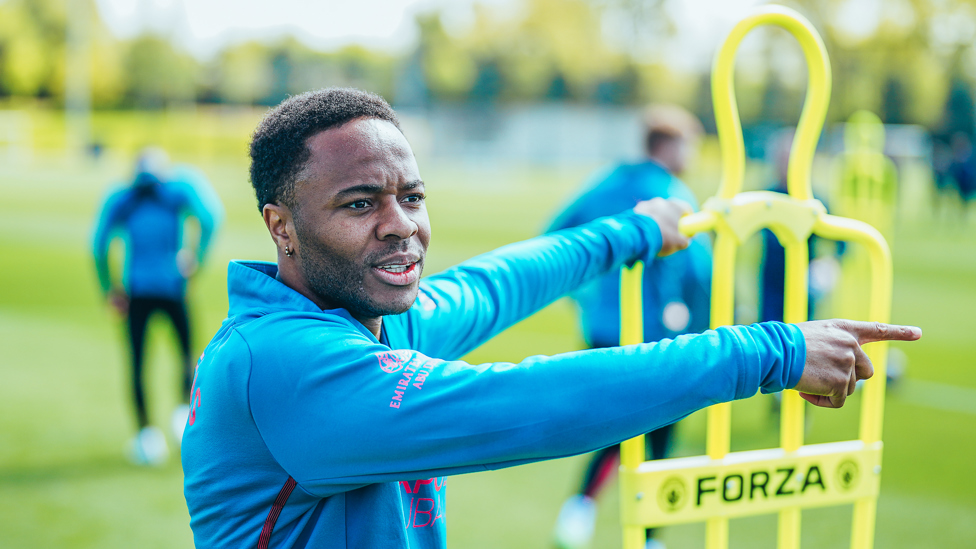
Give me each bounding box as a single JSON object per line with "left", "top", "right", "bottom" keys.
{"left": 0, "top": 110, "right": 33, "bottom": 163}
{"left": 398, "top": 104, "right": 645, "bottom": 166}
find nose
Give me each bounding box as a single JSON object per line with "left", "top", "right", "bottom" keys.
{"left": 377, "top": 200, "right": 418, "bottom": 241}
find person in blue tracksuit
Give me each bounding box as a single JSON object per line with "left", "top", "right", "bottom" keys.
{"left": 92, "top": 148, "right": 221, "bottom": 465}
{"left": 180, "top": 88, "right": 919, "bottom": 549}
{"left": 547, "top": 105, "right": 710, "bottom": 549}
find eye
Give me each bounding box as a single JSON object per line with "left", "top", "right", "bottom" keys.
{"left": 348, "top": 199, "right": 371, "bottom": 209}
{"left": 402, "top": 193, "right": 425, "bottom": 204}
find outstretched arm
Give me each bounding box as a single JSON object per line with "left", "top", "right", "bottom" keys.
{"left": 247, "top": 316, "right": 919, "bottom": 497}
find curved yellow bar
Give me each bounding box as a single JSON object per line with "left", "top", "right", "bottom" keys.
{"left": 678, "top": 210, "right": 718, "bottom": 236}
{"left": 812, "top": 214, "right": 892, "bottom": 443}
{"left": 813, "top": 214, "right": 892, "bottom": 549}
{"left": 711, "top": 5, "right": 831, "bottom": 200}
{"left": 711, "top": 8, "right": 830, "bottom": 549}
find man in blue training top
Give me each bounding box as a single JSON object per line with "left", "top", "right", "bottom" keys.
{"left": 547, "top": 104, "right": 710, "bottom": 549}
{"left": 92, "top": 148, "right": 221, "bottom": 465}
{"left": 180, "top": 87, "right": 919, "bottom": 549}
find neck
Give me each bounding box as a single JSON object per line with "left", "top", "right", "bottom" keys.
{"left": 357, "top": 316, "right": 383, "bottom": 340}
{"left": 276, "top": 254, "right": 384, "bottom": 339}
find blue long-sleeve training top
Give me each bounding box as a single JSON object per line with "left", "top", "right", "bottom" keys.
{"left": 91, "top": 165, "right": 221, "bottom": 300}
{"left": 548, "top": 160, "right": 713, "bottom": 346}
{"left": 181, "top": 210, "right": 806, "bottom": 549}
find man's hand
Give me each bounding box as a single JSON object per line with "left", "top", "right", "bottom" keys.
{"left": 794, "top": 320, "right": 921, "bottom": 408}
{"left": 109, "top": 289, "right": 130, "bottom": 317}
{"left": 633, "top": 197, "right": 692, "bottom": 257}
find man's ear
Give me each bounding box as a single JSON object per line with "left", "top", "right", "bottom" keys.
{"left": 263, "top": 203, "right": 295, "bottom": 257}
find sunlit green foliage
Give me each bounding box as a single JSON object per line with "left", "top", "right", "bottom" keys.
{"left": 1, "top": 0, "right": 976, "bottom": 124}
{"left": 124, "top": 34, "right": 199, "bottom": 107}
{"left": 0, "top": 0, "right": 66, "bottom": 97}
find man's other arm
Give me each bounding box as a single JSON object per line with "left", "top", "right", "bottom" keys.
{"left": 403, "top": 199, "right": 689, "bottom": 360}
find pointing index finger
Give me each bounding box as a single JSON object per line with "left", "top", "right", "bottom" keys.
{"left": 847, "top": 321, "right": 922, "bottom": 344}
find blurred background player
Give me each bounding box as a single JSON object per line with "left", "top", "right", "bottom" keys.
{"left": 548, "top": 104, "right": 712, "bottom": 549}
{"left": 91, "top": 148, "right": 222, "bottom": 465}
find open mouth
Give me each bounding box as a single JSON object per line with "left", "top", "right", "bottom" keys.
{"left": 372, "top": 261, "right": 421, "bottom": 285}
{"left": 378, "top": 264, "right": 412, "bottom": 274}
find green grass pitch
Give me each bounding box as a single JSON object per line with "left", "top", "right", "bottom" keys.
{"left": 0, "top": 147, "right": 974, "bottom": 548}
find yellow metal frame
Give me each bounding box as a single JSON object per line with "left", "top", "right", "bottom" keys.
{"left": 836, "top": 110, "right": 898, "bottom": 239}
{"left": 833, "top": 110, "right": 898, "bottom": 321}
{"left": 619, "top": 6, "right": 892, "bottom": 549}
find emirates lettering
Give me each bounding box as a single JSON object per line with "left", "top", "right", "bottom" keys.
{"left": 398, "top": 371, "right": 414, "bottom": 387}
{"left": 388, "top": 361, "right": 437, "bottom": 409}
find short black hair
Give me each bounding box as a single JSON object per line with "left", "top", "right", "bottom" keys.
{"left": 249, "top": 87, "right": 401, "bottom": 212}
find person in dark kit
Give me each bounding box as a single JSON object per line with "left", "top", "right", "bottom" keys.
{"left": 92, "top": 148, "right": 221, "bottom": 465}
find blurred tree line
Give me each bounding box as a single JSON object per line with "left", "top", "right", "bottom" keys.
{"left": 2, "top": 0, "right": 976, "bottom": 132}
{"left": 0, "top": 0, "right": 395, "bottom": 108}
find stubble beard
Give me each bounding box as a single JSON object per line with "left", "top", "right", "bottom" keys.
{"left": 294, "top": 225, "right": 422, "bottom": 318}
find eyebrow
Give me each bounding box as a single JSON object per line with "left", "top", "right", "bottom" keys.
{"left": 334, "top": 180, "right": 425, "bottom": 200}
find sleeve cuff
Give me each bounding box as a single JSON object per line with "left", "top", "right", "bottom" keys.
{"left": 755, "top": 321, "right": 806, "bottom": 394}
{"left": 724, "top": 322, "right": 807, "bottom": 398}
{"left": 617, "top": 209, "right": 663, "bottom": 260}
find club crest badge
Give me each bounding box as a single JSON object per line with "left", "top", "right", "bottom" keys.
{"left": 377, "top": 350, "right": 412, "bottom": 374}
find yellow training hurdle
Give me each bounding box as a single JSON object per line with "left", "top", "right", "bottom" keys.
{"left": 618, "top": 6, "right": 893, "bottom": 549}
{"left": 833, "top": 110, "right": 899, "bottom": 322}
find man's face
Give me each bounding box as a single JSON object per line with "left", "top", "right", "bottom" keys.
{"left": 290, "top": 118, "right": 430, "bottom": 320}
{"left": 654, "top": 136, "right": 696, "bottom": 176}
